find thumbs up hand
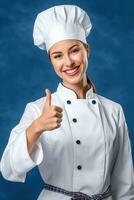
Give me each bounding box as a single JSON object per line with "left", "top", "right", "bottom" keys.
{"left": 38, "top": 89, "right": 63, "bottom": 133}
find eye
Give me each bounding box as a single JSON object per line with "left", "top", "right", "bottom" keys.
{"left": 71, "top": 48, "right": 80, "bottom": 54}
{"left": 54, "top": 54, "right": 62, "bottom": 59}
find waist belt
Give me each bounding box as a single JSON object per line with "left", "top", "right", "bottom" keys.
{"left": 44, "top": 183, "right": 111, "bottom": 200}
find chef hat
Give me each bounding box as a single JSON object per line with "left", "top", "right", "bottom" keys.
{"left": 33, "top": 5, "right": 92, "bottom": 52}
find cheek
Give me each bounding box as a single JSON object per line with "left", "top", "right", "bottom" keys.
{"left": 73, "top": 54, "right": 83, "bottom": 64}
{"left": 79, "top": 53, "right": 88, "bottom": 70}
{"left": 75, "top": 50, "right": 87, "bottom": 62}
{"left": 76, "top": 53, "right": 88, "bottom": 66}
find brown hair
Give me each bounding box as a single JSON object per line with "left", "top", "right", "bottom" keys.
{"left": 76, "top": 41, "right": 96, "bottom": 93}
{"left": 86, "top": 74, "right": 96, "bottom": 93}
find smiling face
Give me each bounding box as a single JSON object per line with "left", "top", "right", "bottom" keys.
{"left": 49, "top": 39, "right": 90, "bottom": 88}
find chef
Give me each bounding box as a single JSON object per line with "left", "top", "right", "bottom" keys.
{"left": 1, "top": 4, "right": 134, "bottom": 200}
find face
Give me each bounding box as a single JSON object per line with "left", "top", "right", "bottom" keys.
{"left": 49, "top": 39, "right": 90, "bottom": 87}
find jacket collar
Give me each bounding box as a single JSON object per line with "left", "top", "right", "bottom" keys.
{"left": 56, "top": 82, "right": 95, "bottom": 100}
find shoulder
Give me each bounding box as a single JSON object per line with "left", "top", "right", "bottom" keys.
{"left": 96, "top": 93, "right": 120, "bottom": 107}
{"left": 95, "top": 93, "right": 127, "bottom": 127}
{"left": 95, "top": 93, "right": 123, "bottom": 115}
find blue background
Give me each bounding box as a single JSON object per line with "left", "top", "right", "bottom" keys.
{"left": 0, "top": 0, "right": 134, "bottom": 199}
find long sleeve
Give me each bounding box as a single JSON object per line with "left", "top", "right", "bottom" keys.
{"left": 0, "top": 103, "right": 43, "bottom": 182}
{"left": 111, "top": 105, "right": 134, "bottom": 199}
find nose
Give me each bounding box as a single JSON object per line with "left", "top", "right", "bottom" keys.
{"left": 64, "top": 55, "right": 74, "bottom": 67}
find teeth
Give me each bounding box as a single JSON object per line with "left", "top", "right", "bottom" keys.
{"left": 65, "top": 67, "right": 79, "bottom": 75}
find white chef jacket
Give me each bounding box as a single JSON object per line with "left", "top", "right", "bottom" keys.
{"left": 1, "top": 82, "right": 134, "bottom": 200}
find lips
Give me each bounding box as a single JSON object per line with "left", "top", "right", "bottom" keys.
{"left": 63, "top": 66, "right": 80, "bottom": 76}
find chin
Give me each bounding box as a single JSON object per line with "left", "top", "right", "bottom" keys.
{"left": 63, "top": 76, "right": 83, "bottom": 86}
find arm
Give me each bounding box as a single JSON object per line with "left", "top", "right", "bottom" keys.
{"left": 0, "top": 89, "right": 63, "bottom": 182}
{"left": 0, "top": 103, "right": 43, "bottom": 182}
{"left": 26, "top": 89, "right": 63, "bottom": 154}
{"left": 111, "top": 105, "right": 134, "bottom": 199}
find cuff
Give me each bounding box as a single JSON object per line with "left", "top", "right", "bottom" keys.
{"left": 11, "top": 131, "right": 43, "bottom": 175}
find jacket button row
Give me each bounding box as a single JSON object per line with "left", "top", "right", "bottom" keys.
{"left": 67, "top": 99, "right": 96, "bottom": 104}
{"left": 77, "top": 165, "right": 82, "bottom": 170}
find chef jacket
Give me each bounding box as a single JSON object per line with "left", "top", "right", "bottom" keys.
{"left": 1, "top": 82, "right": 134, "bottom": 200}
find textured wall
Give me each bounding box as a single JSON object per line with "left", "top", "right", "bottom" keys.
{"left": 0, "top": 0, "right": 134, "bottom": 199}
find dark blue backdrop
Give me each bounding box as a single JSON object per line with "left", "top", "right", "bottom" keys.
{"left": 0, "top": 0, "right": 134, "bottom": 199}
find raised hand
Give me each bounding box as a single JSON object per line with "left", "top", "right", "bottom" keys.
{"left": 38, "top": 89, "right": 63, "bottom": 132}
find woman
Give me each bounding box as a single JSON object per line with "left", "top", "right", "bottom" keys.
{"left": 1, "top": 5, "right": 134, "bottom": 200}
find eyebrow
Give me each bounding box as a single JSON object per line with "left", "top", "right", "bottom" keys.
{"left": 51, "top": 44, "right": 79, "bottom": 55}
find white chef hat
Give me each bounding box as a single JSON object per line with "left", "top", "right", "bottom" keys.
{"left": 33, "top": 5, "right": 92, "bottom": 52}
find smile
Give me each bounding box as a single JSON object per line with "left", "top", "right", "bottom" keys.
{"left": 63, "top": 66, "right": 80, "bottom": 76}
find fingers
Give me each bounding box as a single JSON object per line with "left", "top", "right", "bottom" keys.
{"left": 55, "top": 112, "right": 63, "bottom": 118}
{"left": 53, "top": 106, "right": 63, "bottom": 113}
{"left": 55, "top": 116, "right": 63, "bottom": 126}
{"left": 45, "top": 89, "right": 51, "bottom": 107}
{"left": 40, "top": 88, "right": 64, "bottom": 132}
{"left": 57, "top": 117, "right": 63, "bottom": 124}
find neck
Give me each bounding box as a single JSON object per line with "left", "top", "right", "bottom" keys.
{"left": 62, "top": 76, "right": 91, "bottom": 99}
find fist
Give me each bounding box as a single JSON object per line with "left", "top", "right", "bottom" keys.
{"left": 38, "top": 89, "right": 63, "bottom": 132}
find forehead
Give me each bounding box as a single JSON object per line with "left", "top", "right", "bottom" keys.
{"left": 49, "top": 39, "right": 82, "bottom": 53}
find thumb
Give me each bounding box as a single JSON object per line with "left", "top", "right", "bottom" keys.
{"left": 45, "top": 89, "right": 51, "bottom": 107}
